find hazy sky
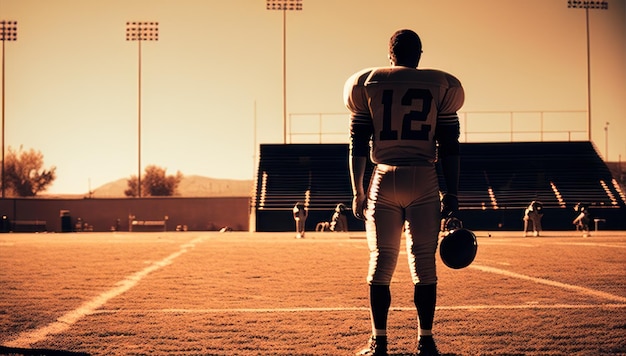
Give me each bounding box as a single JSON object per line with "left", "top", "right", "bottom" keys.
{"left": 1, "top": 0, "right": 625, "bottom": 194}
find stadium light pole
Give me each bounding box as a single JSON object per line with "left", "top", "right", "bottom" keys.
{"left": 1, "top": 20, "right": 17, "bottom": 199}
{"left": 126, "top": 21, "right": 158, "bottom": 198}
{"left": 604, "top": 121, "right": 609, "bottom": 161}
{"left": 266, "top": 0, "right": 302, "bottom": 144}
{"left": 567, "top": 0, "right": 609, "bottom": 142}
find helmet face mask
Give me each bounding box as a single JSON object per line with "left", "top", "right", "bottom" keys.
{"left": 439, "top": 228, "right": 478, "bottom": 269}
{"left": 441, "top": 216, "right": 463, "bottom": 231}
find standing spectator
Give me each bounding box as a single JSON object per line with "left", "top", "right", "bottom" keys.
{"left": 293, "top": 202, "right": 308, "bottom": 239}
{"left": 523, "top": 200, "right": 544, "bottom": 237}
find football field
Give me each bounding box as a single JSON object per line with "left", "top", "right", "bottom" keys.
{"left": 1, "top": 230, "right": 625, "bottom": 355}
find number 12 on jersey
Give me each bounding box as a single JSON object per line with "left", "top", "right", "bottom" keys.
{"left": 379, "top": 88, "right": 433, "bottom": 142}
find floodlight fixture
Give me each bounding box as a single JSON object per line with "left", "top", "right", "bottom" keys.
{"left": 266, "top": 0, "right": 303, "bottom": 11}
{"left": 0, "top": 21, "right": 18, "bottom": 41}
{"left": 567, "top": 0, "right": 608, "bottom": 9}
{"left": 126, "top": 21, "right": 159, "bottom": 41}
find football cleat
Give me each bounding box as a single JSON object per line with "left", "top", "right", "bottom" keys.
{"left": 356, "top": 336, "right": 387, "bottom": 356}
{"left": 439, "top": 219, "right": 477, "bottom": 269}
{"left": 417, "top": 336, "right": 440, "bottom": 356}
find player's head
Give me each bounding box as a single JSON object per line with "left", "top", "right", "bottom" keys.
{"left": 389, "top": 29, "right": 422, "bottom": 68}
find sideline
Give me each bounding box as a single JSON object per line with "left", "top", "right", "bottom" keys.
{"left": 3, "top": 236, "right": 206, "bottom": 348}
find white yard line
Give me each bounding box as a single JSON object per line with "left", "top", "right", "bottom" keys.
{"left": 551, "top": 242, "right": 626, "bottom": 248}
{"left": 469, "top": 264, "right": 626, "bottom": 303}
{"left": 89, "top": 303, "right": 626, "bottom": 314}
{"left": 4, "top": 237, "right": 205, "bottom": 348}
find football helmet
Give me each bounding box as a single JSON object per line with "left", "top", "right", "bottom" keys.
{"left": 439, "top": 217, "right": 477, "bottom": 269}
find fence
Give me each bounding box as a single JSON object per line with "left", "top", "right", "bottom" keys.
{"left": 287, "top": 110, "right": 588, "bottom": 144}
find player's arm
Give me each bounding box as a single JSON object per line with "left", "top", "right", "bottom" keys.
{"left": 344, "top": 69, "right": 374, "bottom": 220}
{"left": 349, "top": 115, "right": 372, "bottom": 220}
{"left": 437, "top": 120, "right": 460, "bottom": 196}
{"left": 349, "top": 114, "right": 371, "bottom": 198}
{"left": 436, "top": 121, "right": 460, "bottom": 218}
{"left": 436, "top": 76, "right": 464, "bottom": 217}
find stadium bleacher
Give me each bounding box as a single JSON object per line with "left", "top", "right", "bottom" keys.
{"left": 252, "top": 142, "right": 626, "bottom": 232}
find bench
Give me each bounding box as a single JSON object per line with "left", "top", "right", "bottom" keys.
{"left": 129, "top": 216, "right": 168, "bottom": 232}
{"left": 11, "top": 220, "right": 47, "bottom": 233}
{"left": 593, "top": 218, "right": 606, "bottom": 231}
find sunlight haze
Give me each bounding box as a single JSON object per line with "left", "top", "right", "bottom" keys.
{"left": 1, "top": 0, "right": 624, "bottom": 194}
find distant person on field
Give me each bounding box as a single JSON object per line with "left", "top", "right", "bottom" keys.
{"left": 316, "top": 221, "right": 330, "bottom": 232}
{"left": 573, "top": 203, "right": 591, "bottom": 237}
{"left": 329, "top": 203, "right": 349, "bottom": 232}
{"left": 293, "top": 202, "right": 308, "bottom": 239}
{"left": 523, "top": 200, "right": 543, "bottom": 237}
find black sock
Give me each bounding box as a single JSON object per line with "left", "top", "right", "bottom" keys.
{"left": 414, "top": 283, "right": 437, "bottom": 333}
{"left": 370, "top": 284, "right": 391, "bottom": 334}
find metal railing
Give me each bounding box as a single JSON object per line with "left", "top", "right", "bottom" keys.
{"left": 288, "top": 110, "right": 588, "bottom": 144}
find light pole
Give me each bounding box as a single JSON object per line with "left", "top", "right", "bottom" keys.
{"left": 266, "top": 0, "right": 302, "bottom": 144}
{"left": 126, "top": 21, "right": 158, "bottom": 197}
{"left": 1, "top": 20, "right": 17, "bottom": 199}
{"left": 567, "top": 0, "right": 608, "bottom": 142}
{"left": 604, "top": 121, "right": 609, "bottom": 161}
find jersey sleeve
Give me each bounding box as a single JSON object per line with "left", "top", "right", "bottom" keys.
{"left": 437, "top": 73, "right": 464, "bottom": 127}
{"left": 435, "top": 72, "right": 464, "bottom": 157}
{"left": 344, "top": 68, "right": 375, "bottom": 157}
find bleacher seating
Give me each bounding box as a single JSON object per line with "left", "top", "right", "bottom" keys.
{"left": 254, "top": 144, "right": 365, "bottom": 211}
{"left": 253, "top": 142, "right": 626, "bottom": 231}
{"left": 454, "top": 141, "right": 623, "bottom": 209}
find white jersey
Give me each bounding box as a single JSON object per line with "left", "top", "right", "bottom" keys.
{"left": 344, "top": 66, "right": 464, "bottom": 165}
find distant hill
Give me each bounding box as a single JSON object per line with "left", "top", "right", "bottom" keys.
{"left": 88, "top": 175, "right": 253, "bottom": 198}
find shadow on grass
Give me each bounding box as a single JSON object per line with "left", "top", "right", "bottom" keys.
{"left": 0, "top": 346, "right": 90, "bottom": 356}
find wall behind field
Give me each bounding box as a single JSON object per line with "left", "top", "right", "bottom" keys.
{"left": 2, "top": 197, "right": 623, "bottom": 234}
{"left": 255, "top": 207, "right": 626, "bottom": 232}
{"left": 0, "top": 197, "right": 250, "bottom": 233}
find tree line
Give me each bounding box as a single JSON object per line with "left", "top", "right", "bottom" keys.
{"left": 2, "top": 146, "right": 182, "bottom": 197}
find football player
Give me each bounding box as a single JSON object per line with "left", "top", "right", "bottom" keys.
{"left": 344, "top": 29, "right": 464, "bottom": 356}
{"left": 572, "top": 203, "right": 591, "bottom": 237}
{"left": 330, "top": 203, "right": 349, "bottom": 232}
{"left": 523, "top": 200, "right": 544, "bottom": 237}
{"left": 292, "top": 202, "right": 308, "bottom": 238}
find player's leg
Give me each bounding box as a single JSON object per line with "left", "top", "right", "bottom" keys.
{"left": 357, "top": 166, "right": 404, "bottom": 355}
{"left": 294, "top": 217, "right": 301, "bottom": 238}
{"left": 523, "top": 215, "right": 530, "bottom": 236}
{"left": 405, "top": 199, "right": 440, "bottom": 332}
{"left": 365, "top": 204, "right": 403, "bottom": 335}
{"left": 403, "top": 166, "right": 441, "bottom": 355}
{"left": 537, "top": 215, "right": 543, "bottom": 234}
{"left": 532, "top": 215, "right": 541, "bottom": 236}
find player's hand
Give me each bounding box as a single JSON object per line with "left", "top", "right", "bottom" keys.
{"left": 352, "top": 194, "right": 367, "bottom": 221}
{"left": 441, "top": 193, "right": 458, "bottom": 219}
